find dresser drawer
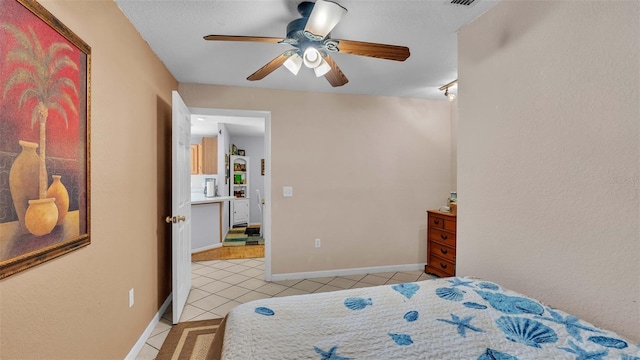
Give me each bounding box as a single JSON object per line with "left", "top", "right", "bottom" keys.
{"left": 429, "top": 228, "right": 456, "bottom": 248}
{"left": 430, "top": 243, "right": 456, "bottom": 263}
{"left": 427, "top": 253, "right": 455, "bottom": 277}
{"left": 429, "top": 215, "right": 456, "bottom": 232}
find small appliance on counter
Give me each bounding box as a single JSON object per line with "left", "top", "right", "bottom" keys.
{"left": 204, "top": 178, "right": 218, "bottom": 197}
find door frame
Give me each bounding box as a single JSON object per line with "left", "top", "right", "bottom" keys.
{"left": 189, "top": 107, "right": 272, "bottom": 280}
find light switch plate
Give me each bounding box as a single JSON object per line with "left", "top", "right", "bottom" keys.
{"left": 283, "top": 186, "right": 293, "bottom": 197}
{"left": 129, "top": 288, "right": 134, "bottom": 308}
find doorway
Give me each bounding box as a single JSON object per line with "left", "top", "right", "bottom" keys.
{"left": 189, "top": 107, "right": 272, "bottom": 281}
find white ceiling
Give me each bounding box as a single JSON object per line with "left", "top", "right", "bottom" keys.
{"left": 115, "top": 0, "right": 498, "bottom": 101}
{"left": 191, "top": 114, "right": 266, "bottom": 137}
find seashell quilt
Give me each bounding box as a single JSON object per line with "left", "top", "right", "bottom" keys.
{"left": 219, "top": 277, "right": 640, "bottom": 359}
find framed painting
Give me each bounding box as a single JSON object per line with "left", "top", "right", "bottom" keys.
{"left": 0, "top": 0, "right": 91, "bottom": 279}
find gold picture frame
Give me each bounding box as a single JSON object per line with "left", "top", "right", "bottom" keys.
{"left": 0, "top": 0, "right": 91, "bottom": 279}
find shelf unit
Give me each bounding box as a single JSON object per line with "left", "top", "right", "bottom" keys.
{"left": 230, "top": 155, "right": 250, "bottom": 226}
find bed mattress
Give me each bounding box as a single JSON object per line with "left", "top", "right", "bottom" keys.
{"left": 215, "top": 276, "right": 639, "bottom": 359}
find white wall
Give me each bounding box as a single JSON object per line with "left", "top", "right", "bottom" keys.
{"left": 230, "top": 136, "right": 265, "bottom": 224}
{"left": 457, "top": 0, "right": 639, "bottom": 342}
{"left": 218, "top": 123, "right": 231, "bottom": 237}
{"left": 179, "top": 83, "right": 452, "bottom": 275}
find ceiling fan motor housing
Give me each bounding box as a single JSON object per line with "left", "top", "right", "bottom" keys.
{"left": 287, "top": 2, "right": 336, "bottom": 56}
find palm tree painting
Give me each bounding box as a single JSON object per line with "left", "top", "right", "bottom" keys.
{"left": 3, "top": 23, "right": 79, "bottom": 199}
{"left": 0, "top": 0, "right": 90, "bottom": 279}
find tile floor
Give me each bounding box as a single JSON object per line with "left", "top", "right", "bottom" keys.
{"left": 135, "top": 258, "right": 436, "bottom": 359}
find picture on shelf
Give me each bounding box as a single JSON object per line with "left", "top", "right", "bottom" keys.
{"left": 230, "top": 144, "right": 237, "bottom": 155}
{"left": 237, "top": 149, "right": 245, "bottom": 156}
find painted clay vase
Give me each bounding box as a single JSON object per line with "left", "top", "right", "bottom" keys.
{"left": 47, "top": 175, "right": 69, "bottom": 226}
{"left": 9, "top": 140, "right": 40, "bottom": 232}
{"left": 25, "top": 198, "right": 58, "bottom": 236}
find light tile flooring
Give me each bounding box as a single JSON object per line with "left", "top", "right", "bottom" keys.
{"left": 136, "top": 258, "right": 436, "bottom": 359}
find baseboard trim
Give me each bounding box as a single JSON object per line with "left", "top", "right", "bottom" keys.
{"left": 270, "top": 263, "right": 426, "bottom": 282}
{"left": 125, "top": 293, "right": 172, "bottom": 360}
{"left": 191, "top": 243, "right": 223, "bottom": 254}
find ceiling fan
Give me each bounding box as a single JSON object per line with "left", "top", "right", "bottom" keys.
{"left": 203, "top": 0, "right": 410, "bottom": 87}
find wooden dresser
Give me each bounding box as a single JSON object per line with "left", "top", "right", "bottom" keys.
{"left": 424, "top": 210, "right": 457, "bottom": 277}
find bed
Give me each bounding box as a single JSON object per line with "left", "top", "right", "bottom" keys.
{"left": 209, "top": 276, "right": 639, "bottom": 359}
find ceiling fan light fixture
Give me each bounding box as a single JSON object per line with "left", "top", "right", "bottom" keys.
{"left": 314, "top": 58, "right": 331, "bottom": 77}
{"left": 304, "top": 0, "right": 347, "bottom": 40}
{"left": 283, "top": 53, "right": 303, "bottom": 75}
{"left": 303, "top": 47, "right": 323, "bottom": 68}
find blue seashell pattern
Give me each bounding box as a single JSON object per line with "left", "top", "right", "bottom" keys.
{"left": 404, "top": 310, "right": 419, "bottom": 322}
{"left": 464, "top": 302, "right": 488, "bottom": 310}
{"left": 477, "top": 348, "right": 520, "bottom": 360}
{"left": 255, "top": 307, "right": 275, "bottom": 316}
{"left": 437, "top": 313, "right": 484, "bottom": 338}
{"left": 477, "top": 282, "right": 500, "bottom": 290}
{"left": 535, "top": 308, "right": 601, "bottom": 342}
{"left": 588, "top": 336, "right": 628, "bottom": 349}
{"left": 475, "top": 290, "right": 544, "bottom": 315}
{"left": 495, "top": 316, "right": 558, "bottom": 348}
{"left": 621, "top": 356, "right": 640, "bottom": 360}
{"left": 314, "top": 345, "right": 353, "bottom": 360}
{"left": 392, "top": 283, "right": 420, "bottom": 299}
{"left": 436, "top": 287, "right": 466, "bottom": 301}
{"left": 344, "top": 297, "right": 372, "bottom": 311}
{"left": 558, "top": 339, "right": 609, "bottom": 359}
{"left": 448, "top": 278, "right": 474, "bottom": 287}
{"left": 388, "top": 333, "right": 414, "bottom": 346}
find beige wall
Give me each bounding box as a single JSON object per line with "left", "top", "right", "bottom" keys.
{"left": 0, "top": 1, "right": 177, "bottom": 358}
{"left": 180, "top": 84, "right": 452, "bottom": 274}
{"left": 457, "top": 0, "right": 639, "bottom": 342}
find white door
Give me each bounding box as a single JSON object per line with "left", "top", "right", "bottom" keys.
{"left": 170, "top": 91, "right": 192, "bottom": 324}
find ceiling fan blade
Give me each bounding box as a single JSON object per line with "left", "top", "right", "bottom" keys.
{"left": 203, "top": 35, "right": 285, "bottom": 43}
{"left": 333, "top": 39, "right": 410, "bottom": 61}
{"left": 304, "top": 0, "right": 347, "bottom": 40}
{"left": 323, "top": 55, "right": 348, "bottom": 87}
{"left": 247, "top": 52, "right": 292, "bottom": 81}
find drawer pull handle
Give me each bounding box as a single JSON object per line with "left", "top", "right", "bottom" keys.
{"left": 440, "top": 263, "right": 448, "bottom": 269}
{"left": 440, "top": 248, "right": 448, "bottom": 255}
{"left": 434, "top": 219, "right": 440, "bottom": 224}
{"left": 440, "top": 234, "right": 448, "bottom": 240}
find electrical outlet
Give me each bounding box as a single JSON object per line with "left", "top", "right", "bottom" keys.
{"left": 283, "top": 186, "right": 293, "bottom": 197}
{"left": 315, "top": 238, "right": 321, "bottom": 248}
{"left": 129, "top": 288, "right": 134, "bottom": 308}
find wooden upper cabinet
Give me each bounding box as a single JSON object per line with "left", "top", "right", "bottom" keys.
{"left": 190, "top": 144, "right": 202, "bottom": 175}
{"left": 201, "top": 137, "right": 218, "bottom": 174}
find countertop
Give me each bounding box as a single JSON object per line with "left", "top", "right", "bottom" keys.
{"left": 191, "top": 194, "right": 236, "bottom": 205}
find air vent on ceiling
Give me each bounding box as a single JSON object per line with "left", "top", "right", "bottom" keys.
{"left": 449, "top": 0, "right": 476, "bottom": 6}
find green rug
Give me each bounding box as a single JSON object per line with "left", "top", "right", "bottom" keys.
{"left": 223, "top": 226, "right": 264, "bottom": 246}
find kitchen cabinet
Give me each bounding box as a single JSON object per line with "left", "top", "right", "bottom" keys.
{"left": 190, "top": 144, "right": 202, "bottom": 174}
{"left": 190, "top": 195, "right": 235, "bottom": 252}
{"left": 201, "top": 137, "right": 218, "bottom": 174}
{"left": 191, "top": 137, "right": 218, "bottom": 174}
{"left": 231, "top": 199, "right": 250, "bottom": 226}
